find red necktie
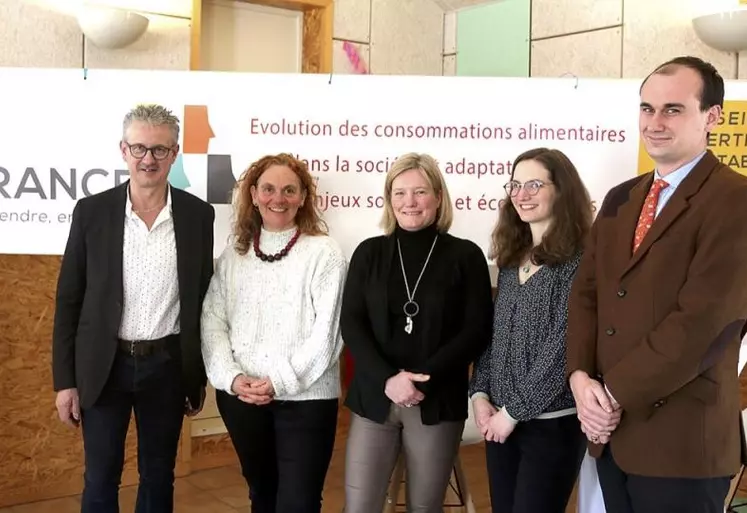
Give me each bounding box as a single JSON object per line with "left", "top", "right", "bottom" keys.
{"left": 633, "top": 178, "right": 669, "bottom": 253}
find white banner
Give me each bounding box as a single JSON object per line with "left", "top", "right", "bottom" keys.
{"left": 1, "top": 67, "right": 746, "bottom": 260}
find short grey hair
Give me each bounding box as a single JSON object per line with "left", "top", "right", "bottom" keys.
{"left": 122, "top": 104, "right": 180, "bottom": 144}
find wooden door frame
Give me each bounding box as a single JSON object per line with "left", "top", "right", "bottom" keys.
{"left": 190, "top": 0, "right": 334, "bottom": 73}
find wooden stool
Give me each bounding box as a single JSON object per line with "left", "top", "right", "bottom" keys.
{"left": 383, "top": 453, "right": 476, "bottom": 513}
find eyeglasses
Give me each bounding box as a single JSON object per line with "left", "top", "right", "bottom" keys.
{"left": 503, "top": 179, "right": 553, "bottom": 197}
{"left": 124, "top": 142, "right": 175, "bottom": 160}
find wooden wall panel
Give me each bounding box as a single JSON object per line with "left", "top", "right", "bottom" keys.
{"left": 0, "top": 255, "right": 189, "bottom": 508}
{"left": 190, "top": 0, "right": 203, "bottom": 70}
{"left": 0, "top": 255, "right": 108, "bottom": 507}
{"left": 0, "top": 255, "right": 74, "bottom": 507}
{"left": 302, "top": 3, "right": 333, "bottom": 73}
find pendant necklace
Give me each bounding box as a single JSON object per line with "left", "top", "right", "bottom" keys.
{"left": 397, "top": 235, "right": 438, "bottom": 334}
{"left": 521, "top": 253, "right": 534, "bottom": 273}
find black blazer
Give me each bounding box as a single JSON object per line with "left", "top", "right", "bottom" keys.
{"left": 341, "top": 231, "right": 493, "bottom": 425}
{"left": 52, "top": 181, "right": 215, "bottom": 410}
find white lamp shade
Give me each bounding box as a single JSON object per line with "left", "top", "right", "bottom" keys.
{"left": 77, "top": 5, "right": 149, "bottom": 49}
{"left": 692, "top": 9, "right": 747, "bottom": 53}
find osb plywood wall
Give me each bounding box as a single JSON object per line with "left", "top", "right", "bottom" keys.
{"left": 0, "top": 254, "right": 90, "bottom": 507}
{"left": 0, "top": 255, "right": 194, "bottom": 508}
{"left": 0, "top": 255, "right": 133, "bottom": 507}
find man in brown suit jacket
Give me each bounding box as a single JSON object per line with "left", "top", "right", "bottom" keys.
{"left": 567, "top": 56, "right": 747, "bottom": 513}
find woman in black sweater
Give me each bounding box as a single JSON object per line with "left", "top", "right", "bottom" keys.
{"left": 340, "top": 152, "right": 493, "bottom": 513}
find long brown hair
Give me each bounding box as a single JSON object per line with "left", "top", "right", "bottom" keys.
{"left": 489, "top": 148, "right": 592, "bottom": 268}
{"left": 233, "top": 153, "right": 327, "bottom": 255}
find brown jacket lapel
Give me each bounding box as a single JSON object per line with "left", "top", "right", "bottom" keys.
{"left": 620, "top": 152, "right": 718, "bottom": 278}
{"left": 612, "top": 174, "right": 651, "bottom": 277}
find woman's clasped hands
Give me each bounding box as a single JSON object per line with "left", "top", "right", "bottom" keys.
{"left": 385, "top": 370, "right": 430, "bottom": 408}
{"left": 473, "top": 397, "right": 517, "bottom": 444}
{"left": 231, "top": 374, "right": 275, "bottom": 405}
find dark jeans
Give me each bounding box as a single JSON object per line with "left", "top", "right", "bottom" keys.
{"left": 216, "top": 390, "right": 339, "bottom": 513}
{"left": 80, "top": 341, "right": 185, "bottom": 513}
{"left": 596, "top": 445, "right": 732, "bottom": 513}
{"left": 485, "top": 414, "right": 585, "bottom": 513}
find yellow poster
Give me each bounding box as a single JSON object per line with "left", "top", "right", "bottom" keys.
{"left": 637, "top": 100, "right": 747, "bottom": 175}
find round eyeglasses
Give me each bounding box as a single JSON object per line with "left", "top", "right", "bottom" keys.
{"left": 503, "top": 179, "right": 552, "bottom": 197}
{"left": 125, "top": 142, "right": 175, "bottom": 160}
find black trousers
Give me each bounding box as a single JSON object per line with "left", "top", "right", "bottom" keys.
{"left": 216, "top": 390, "right": 339, "bottom": 513}
{"left": 80, "top": 340, "right": 185, "bottom": 513}
{"left": 485, "top": 414, "right": 585, "bottom": 513}
{"left": 596, "top": 445, "right": 731, "bottom": 513}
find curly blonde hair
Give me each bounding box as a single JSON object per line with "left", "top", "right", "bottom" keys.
{"left": 232, "top": 153, "right": 327, "bottom": 255}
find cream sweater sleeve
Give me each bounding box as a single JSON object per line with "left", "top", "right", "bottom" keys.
{"left": 200, "top": 246, "right": 244, "bottom": 394}
{"left": 266, "top": 240, "right": 347, "bottom": 397}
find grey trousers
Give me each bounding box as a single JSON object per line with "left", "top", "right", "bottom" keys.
{"left": 344, "top": 404, "right": 464, "bottom": 513}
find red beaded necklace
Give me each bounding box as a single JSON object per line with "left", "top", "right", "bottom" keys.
{"left": 253, "top": 228, "right": 301, "bottom": 262}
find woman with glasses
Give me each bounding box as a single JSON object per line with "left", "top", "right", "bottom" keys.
{"left": 469, "top": 147, "right": 592, "bottom": 513}
{"left": 341, "top": 152, "right": 493, "bottom": 513}
{"left": 200, "top": 153, "right": 347, "bottom": 513}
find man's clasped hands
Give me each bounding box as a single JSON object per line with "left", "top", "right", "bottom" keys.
{"left": 472, "top": 370, "right": 622, "bottom": 444}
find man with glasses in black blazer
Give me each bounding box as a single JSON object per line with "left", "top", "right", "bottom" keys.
{"left": 52, "top": 104, "right": 215, "bottom": 513}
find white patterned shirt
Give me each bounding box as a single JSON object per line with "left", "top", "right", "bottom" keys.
{"left": 201, "top": 227, "right": 347, "bottom": 401}
{"left": 118, "top": 186, "right": 180, "bottom": 341}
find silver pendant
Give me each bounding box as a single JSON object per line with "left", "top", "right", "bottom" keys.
{"left": 405, "top": 316, "right": 413, "bottom": 334}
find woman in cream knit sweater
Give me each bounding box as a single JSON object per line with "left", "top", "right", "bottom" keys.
{"left": 200, "top": 153, "right": 347, "bottom": 513}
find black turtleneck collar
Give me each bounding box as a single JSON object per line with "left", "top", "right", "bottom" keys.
{"left": 395, "top": 222, "right": 439, "bottom": 247}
